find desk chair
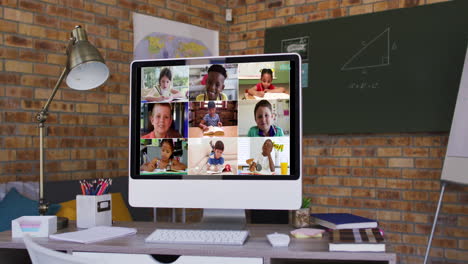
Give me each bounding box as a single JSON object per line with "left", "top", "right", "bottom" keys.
{"left": 23, "top": 235, "right": 106, "bottom": 264}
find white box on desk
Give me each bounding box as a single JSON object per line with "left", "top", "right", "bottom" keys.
{"left": 76, "top": 194, "right": 112, "bottom": 228}
{"left": 12, "top": 216, "right": 57, "bottom": 238}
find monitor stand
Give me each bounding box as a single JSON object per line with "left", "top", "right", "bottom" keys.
{"left": 198, "top": 209, "right": 246, "bottom": 230}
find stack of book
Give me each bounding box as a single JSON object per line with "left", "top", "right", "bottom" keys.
{"left": 311, "top": 213, "right": 385, "bottom": 252}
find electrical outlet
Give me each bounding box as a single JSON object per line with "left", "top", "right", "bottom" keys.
{"left": 226, "top": 9, "right": 232, "bottom": 22}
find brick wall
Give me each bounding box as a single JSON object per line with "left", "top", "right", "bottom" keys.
{"left": 1, "top": 0, "right": 467, "bottom": 263}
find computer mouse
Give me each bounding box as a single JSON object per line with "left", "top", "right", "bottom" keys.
{"left": 267, "top": 232, "right": 290, "bottom": 247}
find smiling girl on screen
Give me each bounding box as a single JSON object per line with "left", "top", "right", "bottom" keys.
{"left": 248, "top": 100, "right": 284, "bottom": 137}
{"left": 144, "top": 68, "right": 184, "bottom": 102}
{"left": 142, "top": 103, "right": 182, "bottom": 139}
{"left": 247, "top": 68, "right": 287, "bottom": 98}
{"left": 140, "top": 139, "right": 187, "bottom": 172}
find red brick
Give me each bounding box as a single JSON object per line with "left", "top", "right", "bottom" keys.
{"left": 5, "top": 86, "right": 33, "bottom": 98}
{"left": 387, "top": 179, "right": 412, "bottom": 189}
{"left": 377, "top": 147, "right": 401, "bottom": 156}
{"left": 352, "top": 168, "right": 374, "bottom": 177}
{"left": 363, "top": 158, "right": 386, "bottom": 167}
{"left": 413, "top": 180, "right": 439, "bottom": 191}
{"left": 413, "top": 136, "right": 443, "bottom": 146}
{"left": 248, "top": 20, "right": 266, "bottom": 30}
{"left": 307, "top": 11, "right": 329, "bottom": 21}
{"left": 19, "top": 50, "right": 46, "bottom": 63}
{"left": 352, "top": 147, "right": 375, "bottom": 156}
{"left": 383, "top": 222, "right": 415, "bottom": 233}
{"left": 5, "top": 60, "right": 33, "bottom": 73}
{"left": 375, "top": 168, "right": 400, "bottom": 178}
{"left": 349, "top": 4, "right": 373, "bottom": 15}
{"left": 403, "top": 190, "right": 429, "bottom": 201}
{"left": 0, "top": 47, "right": 19, "bottom": 59}
{"left": 328, "top": 187, "right": 351, "bottom": 196}
{"left": 4, "top": 7, "right": 33, "bottom": 23}
{"left": 317, "top": 157, "right": 339, "bottom": 166}
{"left": 403, "top": 147, "right": 429, "bottom": 157}
{"left": 339, "top": 157, "right": 362, "bottom": 167}
{"left": 267, "top": 1, "right": 282, "bottom": 8}
{"left": 387, "top": 201, "right": 412, "bottom": 213}
{"left": 362, "top": 178, "right": 386, "bottom": 188}
{"left": 317, "top": 176, "right": 340, "bottom": 185}
{"left": 377, "top": 211, "right": 401, "bottom": 221}
{"left": 361, "top": 199, "right": 387, "bottom": 209}
{"left": 0, "top": 19, "right": 17, "bottom": 33}
{"left": 429, "top": 148, "right": 446, "bottom": 158}
{"left": 0, "top": 72, "right": 21, "bottom": 85}
{"left": 343, "top": 177, "right": 362, "bottom": 186}
{"left": 5, "top": 34, "right": 32, "bottom": 48}
{"left": 352, "top": 188, "right": 375, "bottom": 198}
{"left": 415, "top": 158, "right": 442, "bottom": 169}
{"left": 377, "top": 190, "right": 401, "bottom": 200}
{"left": 341, "top": 197, "right": 362, "bottom": 207}
{"left": 317, "top": 0, "right": 339, "bottom": 10}
{"left": 402, "top": 169, "right": 440, "bottom": 180}
{"left": 306, "top": 147, "right": 328, "bottom": 156}
{"left": 34, "top": 40, "right": 65, "bottom": 53}
{"left": 444, "top": 249, "right": 468, "bottom": 262}
{"left": 99, "top": 104, "right": 121, "bottom": 114}
{"left": 342, "top": 0, "right": 361, "bottom": 6}
{"left": 388, "top": 158, "right": 414, "bottom": 168}
{"left": 276, "top": 6, "right": 295, "bottom": 16}
{"left": 330, "top": 147, "right": 352, "bottom": 156}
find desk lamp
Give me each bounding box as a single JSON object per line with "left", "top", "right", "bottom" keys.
{"left": 36, "top": 25, "right": 109, "bottom": 217}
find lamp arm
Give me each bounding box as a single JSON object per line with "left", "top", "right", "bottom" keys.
{"left": 36, "top": 37, "right": 75, "bottom": 124}
{"left": 36, "top": 67, "right": 69, "bottom": 124}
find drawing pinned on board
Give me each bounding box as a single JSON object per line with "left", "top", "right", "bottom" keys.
{"left": 282, "top": 36, "right": 309, "bottom": 61}
{"left": 341, "top": 28, "right": 392, "bottom": 71}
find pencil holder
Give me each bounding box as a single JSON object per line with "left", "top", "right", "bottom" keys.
{"left": 76, "top": 194, "right": 112, "bottom": 228}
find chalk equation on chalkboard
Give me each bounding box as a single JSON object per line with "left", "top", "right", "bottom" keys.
{"left": 348, "top": 81, "right": 380, "bottom": 89}
{"left": 341, "top": 28, "right": 393, "bottom": 71}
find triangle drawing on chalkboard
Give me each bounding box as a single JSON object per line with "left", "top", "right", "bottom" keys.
{"left": 341, "top": 28, "right": 391, "bottom": 71}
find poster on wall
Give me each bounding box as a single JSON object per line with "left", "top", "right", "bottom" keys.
{"left": 133, "top": 12, "right": 219, "bottom": 60}
{"left": 281, "top": 36, "right": 309, "bottom": 61}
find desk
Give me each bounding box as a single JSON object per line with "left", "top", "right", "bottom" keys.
{"left": 0, "top": 222, "right": 396, "bottom": 264}
{"left": 189, "top": 126, "right": 238, "bottom": 138}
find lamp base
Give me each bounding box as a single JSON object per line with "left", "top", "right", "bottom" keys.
{"left": 57, "top": 216, "right": 69, "bottom": 230}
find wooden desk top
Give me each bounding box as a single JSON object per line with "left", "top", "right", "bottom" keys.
{"left": 0, "top": 221, "right": 396, "bottom": 264}
{"left": 189, "top": 126, "right": 238, "bottom": 138}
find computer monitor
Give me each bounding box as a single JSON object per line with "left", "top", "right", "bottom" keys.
{"left": 129, "top": 54, "right": 302, "bottom": 227}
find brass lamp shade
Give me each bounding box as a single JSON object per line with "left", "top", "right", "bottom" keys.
{"left": 66, "top": 26, "right": 109, "bottom": 90}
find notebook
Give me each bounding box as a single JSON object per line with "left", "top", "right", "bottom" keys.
{"left": 329, "top": 228, "right": 385, "bottom": 252}
{"left": 311, "top": 213, "right": 377, "bottom": 229}
{"left": 203, "top": 126, "right": 225, "bottom": 136}
{"left": 49, "top": 226, "right": 137, "bottom": 244}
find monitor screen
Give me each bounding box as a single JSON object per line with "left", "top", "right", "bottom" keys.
{"left": 129, "top": 54, "right": 302, "bottom": 210}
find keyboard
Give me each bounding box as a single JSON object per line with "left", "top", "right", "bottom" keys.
{"left": 145, "top": 229, "right": 249, "bottom": 245}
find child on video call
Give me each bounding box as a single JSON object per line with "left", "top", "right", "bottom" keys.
{"left": 199, "top": 101, "right": 222, "bottom": 131}
{"left": 140, "top": 139, "right": 187, "bottom": 172}
{"left": 247, "top": 68, "right": 286, "bottom": 98}
{"left": 145, "top": 68, "right": 184, "bottom": 102}
{"left": 207, "top": 140, "right": 224, "bottom": 171}
{"left": 247, "top": 139, "right": 275, "bottom": 173}
{"left": 196, "top": 64, "right": 228, "bottom": 101}
{"left": 248, "top": 100, "right": 284, "bottom": 137}
{"left": 142, "top": 103, "right": 182, "bottom": 139}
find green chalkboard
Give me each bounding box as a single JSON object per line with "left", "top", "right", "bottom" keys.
{"left": 265, "top": 1, "right": 468, "bottom": 134}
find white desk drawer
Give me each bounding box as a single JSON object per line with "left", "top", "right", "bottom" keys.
{"left": 73, "top": 252, "right": 262, "bottom": 264}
